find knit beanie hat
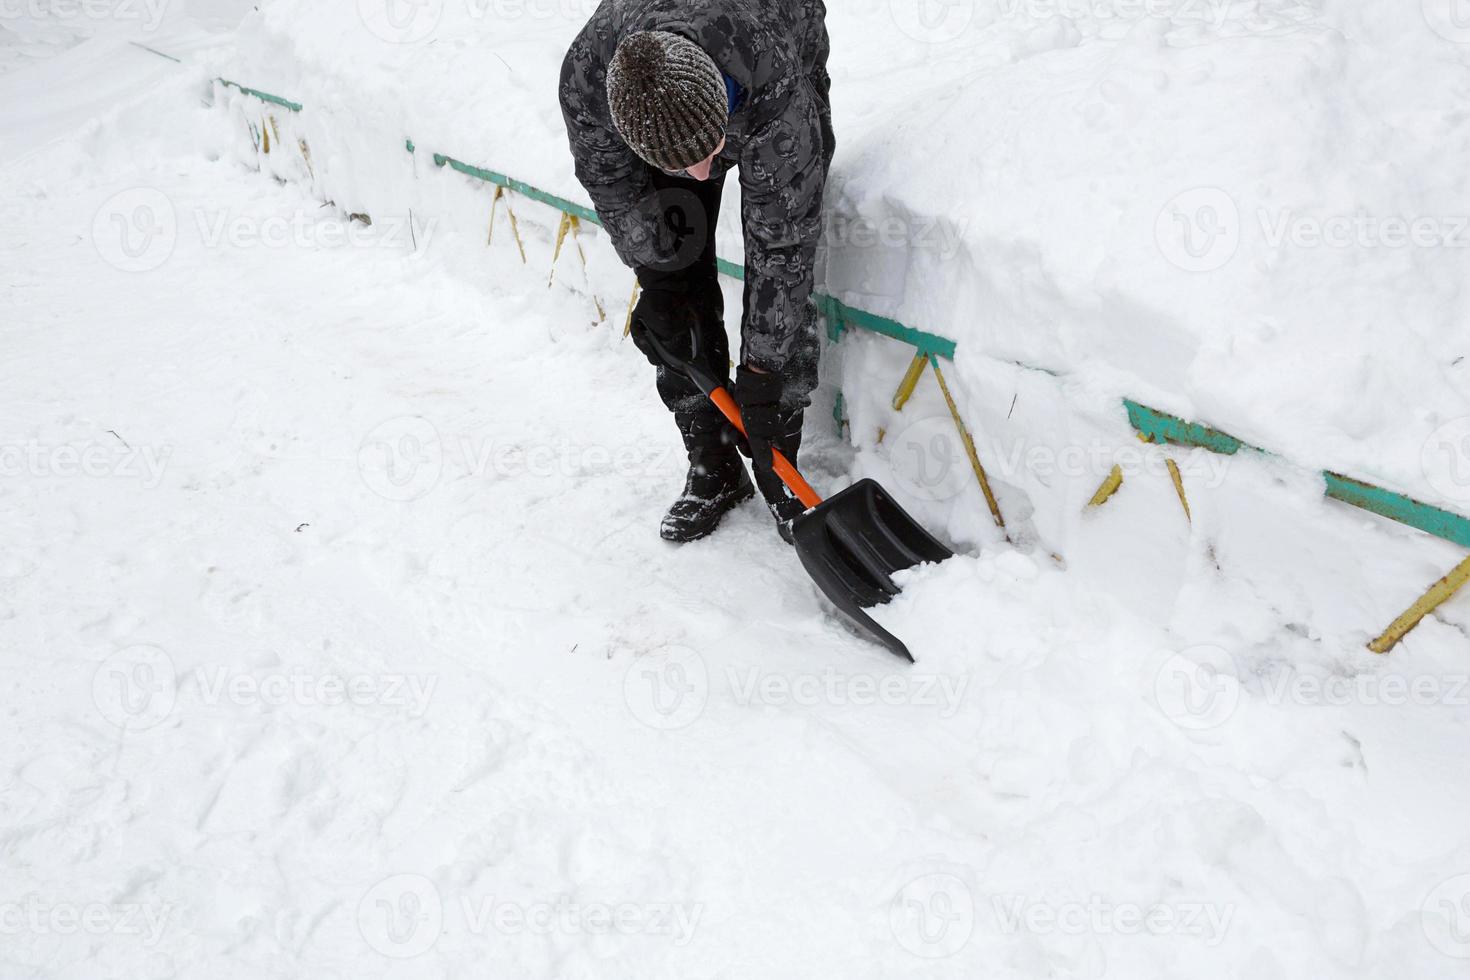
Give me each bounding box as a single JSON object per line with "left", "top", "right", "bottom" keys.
{"left": 606, "top": 30, "right": 728, "bottom": 172}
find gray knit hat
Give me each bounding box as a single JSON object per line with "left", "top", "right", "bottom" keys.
{"left": 606, "top": 31, "right": 728, "bottom": 172}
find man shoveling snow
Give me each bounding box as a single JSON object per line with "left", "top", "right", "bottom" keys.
{"left": 559, "top": 0, "right": 834, "bottom": 544}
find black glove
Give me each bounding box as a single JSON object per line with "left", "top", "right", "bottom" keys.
{"left": 628, "top": 273, "right": 722, "bottom": 368}
{"left": 628, "top": 284, "right": 696, "bottom": 367}
{"left": 732, "top": 365, "right": 785, "bottom": 473}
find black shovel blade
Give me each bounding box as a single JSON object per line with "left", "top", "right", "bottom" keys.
{"left": 790, "top": 478, "right": 954, "bottom": 662}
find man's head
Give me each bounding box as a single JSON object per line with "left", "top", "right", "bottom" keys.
{"left": 606, "top": 30, "right": 728, "bottom": 177}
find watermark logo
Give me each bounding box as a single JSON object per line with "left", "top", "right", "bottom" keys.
{"left": 92, "top": 645, "right": 177, "bottom": 731}
{"left": 358, "top": 416, "right": 443, "bottom": 502}
{"left": 883, "top": 420, "right": 1235, "bottom": 502}
{"left": 0, "top": 897, "right": 173, "bottom": 946}
{"left": 356, "top": 421, "right": 673, "bottom": 502}
{"left": 358, "top": 874, "right": 443, "bottom": 959}
{"left": 1153, "top": 644, "right": 1240, "bottom": 730}
{"left": 1424, "top": 0, "right": 1470, "bottom": 43}
{"left": 0, "top": 0, "right": 170, "bottom": 32}
{"left": 639, "top": 187, "right": 711, "bottom": 274}
{"left": 194, "top": 668, "right": 439, "bottom": 716}
{"left": 1423, "top": 874, "right": 1470, "bottom": 958}
{"left": 727, "top": 666, "right": 969, "bottom": 717}
{"left": 886, "top": 416, "right": 969, "bottom": 503}
{"left": 193, "top": 210, "right": 428, "bottom": 252}
{"left": 93, "top": 188, "right": 177, "bottom": 273}
{"left": 890, "top": 874, "right": 974, "bottom": 958}
{"left": 0, "top": 440, "right": 171, "bottom": 488}
{"left": 357, "top": 0, "right": 444, "bottom": 42}
{"left": 997, "top": 0, "right": 1235, "bottom": 29}
{"left": 993, "top": 895, "right": 1234, "bottom": 945}
{"left": 823, "top": 212, "right": 968, "bottom": 261}
{"left": 1156, "top": 187, "right": 1240, "bottom": 272}
{"left": 1261, "top": 669, "right": 1470, "bottom": 708}
{"left": 461, "top": 897, "right": 702, "bottom": 946}
{"left": 888, "top": 0, "right": 974, "bottom": 43}
{"left": 1259, "top": 210, "right": 1470, "bottom": 251}
{"left": 355, "top": 880, "right": 701, "bottom": 957}
{"left": 1422, "top": 417, "right": 1470, "bottom": 507}
{"left": 623, "top": 645, "right": 708, "bottom": 731}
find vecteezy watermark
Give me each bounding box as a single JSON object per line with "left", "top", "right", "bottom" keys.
{"left": 92, "top": 193, "right": 429, "bottom": 272}
{"left": 1423, "top": 873, "right": 1470, "bottom": 959}
{"left": 358, "top": 417, "right": 443, "bottom": 502}
{"left": 463, "top": 0, "right": 602, "bottom": 23}
{"left": 92, "top": 645, "right": 177, "bottom": 731}
{"left": 884, "top": 415, "right": 1233, "bottom": 504}
{"left": 884, "top": 416, "right": 973, "bottom": 504}
{"left": 358, "top": 874, "right": 443, "bottom": 959}
{"left": 1152, "top": 645, "right": 1240, "bottom": 731}
{"left": 356, "top": 875, "right": 702, "bottom": 959}
{"left": 194, "top": 668, "right": 439, "bottom": 716}
{"left": 93, "top": 188, "right": 177, "bottom": 273}
{"left": 0, "top": 440, "right": 171, "bottom": 489}
{"left": 1258, "top": 210, "right": 1470, "bottom": 251}
{"left": 998, "top": 0, "right": 1236, "bottom": 29}
{"left": 0, "top": 897, "right": 174, "bottom": 947}
{"left": 823, "top": 212, "right": 968, "bottom": 261}
{"left": 1423, "top": 0, "right": 1470, "bottom": 44}
{"left": 623, "top": 646, "right": 708, "bottom": 731}
{"left": 1422, "top": 417, "right": 1470, "bottom": 507}
{"left": 890, "top": 874, "right": 974, "bottom": 958}
{"left": 727, "top": 667, "right": 969, "bottom": 717}
{"left": 888, "top": 0, "right": 974, "bottom": 43}
{"left": 459, "top": 896, "right": 702, "bottom": 947}
{"left": 1155, "top": 187, "right": 1241, "bottom": 273}
{"left": 0, "top": 0, "right": 170, "bottom": 32}
{"left": 1260, "top": 669, "right": 1470, "bottom": 709}
{"left": 1157, "top": 188, "right": 1470, "bottom": 271}
{"left": 357, "top": 0, "right": 444, "bottom": 42}
{"left": 992, "top": 895, "right": 1235, "bottom": 946}
{"left": 193, "top": 210, "right": 430, "bottom": 252}
{"left": 356, "top": 416, "right": 676, "bottom": 503}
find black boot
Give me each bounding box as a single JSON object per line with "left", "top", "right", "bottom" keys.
{"left": 661, "top": 411, "right": 754, "bottom": 543}
{"left": 752, "top": 408, "right": 807, "bottom": 545}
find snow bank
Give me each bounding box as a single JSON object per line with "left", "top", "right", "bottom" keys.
{"left": 212, "top": 0, "right": 1470, "bottom": 505}
{"left": 199, "top": 0, "right": 1470, "bottom": 646}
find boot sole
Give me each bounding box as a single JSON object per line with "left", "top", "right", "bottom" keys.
{"left": 660, "top": 481, "right": 756, "bottom": 544}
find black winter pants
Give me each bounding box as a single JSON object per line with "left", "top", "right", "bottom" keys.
{"left": 639, "top": 168, "right": 820, "bottom": 421}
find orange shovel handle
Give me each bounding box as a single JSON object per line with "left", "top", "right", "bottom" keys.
{"left": 708, "top": 386, "right": 823, "bottom": 510}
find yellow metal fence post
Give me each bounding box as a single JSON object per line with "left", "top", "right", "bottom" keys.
{"left": 623, "top": 280, "right": 642, "bottom": 337}
{"left": 548, "top": 211, "right": 572, "bottom": 287}
{"left": 929, "top": 357, "right": 1005, "bottom": 530}
{"left": 568, "top": 214, "right": 605, "bottom": 322}
{"left": 1087, "top": 465, "right": 1125, "bottom": 508}
{"left": 1368, "top": 554, "right": 1470, "bottom": 654}
{"left": 488, "top": 185, "right": 527, "bottom": 263}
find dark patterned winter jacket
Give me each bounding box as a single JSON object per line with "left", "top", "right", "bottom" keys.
{"left": 559, "top": 0, "right": 833, "bottom": 372}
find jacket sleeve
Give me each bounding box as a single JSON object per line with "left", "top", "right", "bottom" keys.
{"left": 559, "top": 40, "right": 679, "bottom": 273}
{"left": 737, "top": 86, "right": 829, "bottom": 374}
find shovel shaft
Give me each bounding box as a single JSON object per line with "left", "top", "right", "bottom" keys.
{"left": 707, "top": 387, "right": 823, "bottom": 510}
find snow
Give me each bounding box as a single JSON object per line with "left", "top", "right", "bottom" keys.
{"left": 2, "top": 2, "right": 1470, "bottom": 978}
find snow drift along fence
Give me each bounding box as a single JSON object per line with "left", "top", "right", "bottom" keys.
{"left": 208, "top": 73, "right": 1469, "bottom": 654}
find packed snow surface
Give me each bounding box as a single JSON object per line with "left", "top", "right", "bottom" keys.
{"left": 2, "top": 3, "right": 1470, "bottom": 979}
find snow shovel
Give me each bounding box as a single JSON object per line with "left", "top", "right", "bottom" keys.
{"left": 646, "top": 331, "right": 953, "bottom": 662}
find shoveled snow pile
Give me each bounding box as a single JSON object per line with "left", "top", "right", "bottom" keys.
{"left": 2, "top": 2, "right": 1469, "bottom": 979}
